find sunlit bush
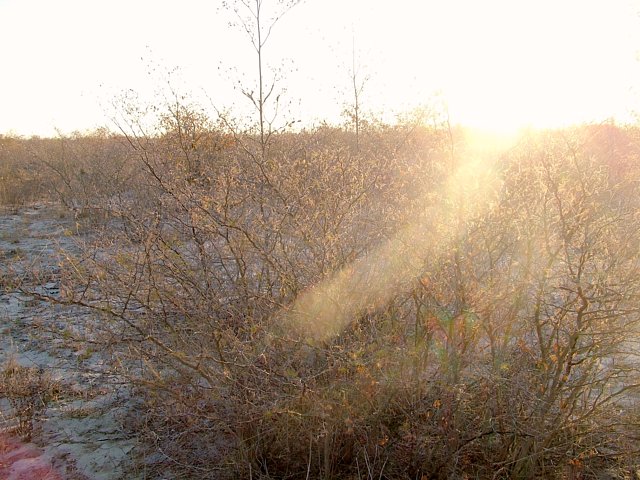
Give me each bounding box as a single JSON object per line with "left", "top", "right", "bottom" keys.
{"left": 18, "top": 103, "right": 640, "bottom": 478}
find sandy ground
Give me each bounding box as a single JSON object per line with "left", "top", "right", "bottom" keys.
{"left": 0, "top": 205, "right": 136, "bottom": 480}
{"left": 0, "top": 433, "right": 64, "bottom": 479}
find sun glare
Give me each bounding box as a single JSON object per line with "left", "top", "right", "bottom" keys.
{"left": 288, "top": 151, "right": 503, "bottom": 341}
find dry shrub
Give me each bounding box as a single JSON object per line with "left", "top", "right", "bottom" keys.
{"left": 0, "top": 134, "right": 46, "bottom": 206}
{"left": 0, "top": 358, "right": 60, "bottom": 441}
{"left": 40, "top": 102, "right": 640, "bottom": 479}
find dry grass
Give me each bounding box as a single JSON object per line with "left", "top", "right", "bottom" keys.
{"left": 0, "top": 357, "right": 61, "bottom": 441}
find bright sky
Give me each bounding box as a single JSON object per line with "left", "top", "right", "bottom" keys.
{"left": 2, "top": 0, "right": 640, "bottom": 137}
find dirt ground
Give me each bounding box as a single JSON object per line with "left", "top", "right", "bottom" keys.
{"left": 0, "top": 204, "right": 135, "bottom": 480}
{"left": 0, "top": 432, "right": 64, "bottom": 479}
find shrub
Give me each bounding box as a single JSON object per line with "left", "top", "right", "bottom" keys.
{"left": 0, "top": 358, "right": 60, "bottom": 441}
{"left": 39, "top": 108, "right": 640, "bottom": 478}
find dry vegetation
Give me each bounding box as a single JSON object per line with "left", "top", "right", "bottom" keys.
{"left": 2, "top": 109, "right": 640, "bottom": 479}
{"left": 2, "top": 3, "right": 640, "bottom": 477}
{"left": 0, "top": 357, "right": 60, "bottom": 441}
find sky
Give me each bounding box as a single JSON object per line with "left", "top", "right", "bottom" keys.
{"left": 1, "top": 0, "right": 640, "bottom": 137}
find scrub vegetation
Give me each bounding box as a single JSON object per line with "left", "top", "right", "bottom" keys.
{"left": 3, "top": 103, "right": 640, "bottom": 480}
{"left": 2, "top": 1, "right": 640, "bottom": 478}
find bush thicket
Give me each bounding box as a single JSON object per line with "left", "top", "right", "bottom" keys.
{"left": 2, "top": 74, "right": 640, "bottom": 478}
{"left": 7, "top": 103, "right": 632, "bottom": 479}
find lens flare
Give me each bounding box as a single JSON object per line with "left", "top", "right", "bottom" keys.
{"left": 287, "top": 148, "right": 506, "bottom": 341}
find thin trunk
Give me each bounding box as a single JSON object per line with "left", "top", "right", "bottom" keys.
{"left": 256, "top": 0, "right": 265, "bottom": 159}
